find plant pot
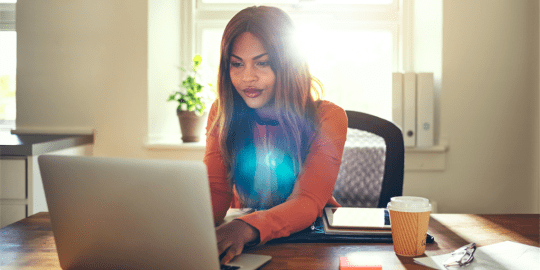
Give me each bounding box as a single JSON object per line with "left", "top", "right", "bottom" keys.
{"left": 177, "top": 110, "right": 208, "bottom": 142}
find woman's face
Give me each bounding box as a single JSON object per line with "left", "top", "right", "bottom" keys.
{"left": 230, "top": 32, "right": 276, "bottom": 110}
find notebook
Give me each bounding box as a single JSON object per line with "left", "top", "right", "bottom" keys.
{"left": 38, "top": 155, "right": 271, "bottom": 270}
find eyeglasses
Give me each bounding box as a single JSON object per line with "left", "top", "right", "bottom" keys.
{"left": 443, "top": 243, "right": 476, "bottom": 268}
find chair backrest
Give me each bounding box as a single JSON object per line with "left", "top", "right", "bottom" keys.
{"left": 332, "top": 110, "right": 404, "bottom": 208}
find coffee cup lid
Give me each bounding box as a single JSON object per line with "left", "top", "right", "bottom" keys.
{"left": 387, "top": 196, "right": 432, "bottom": 212}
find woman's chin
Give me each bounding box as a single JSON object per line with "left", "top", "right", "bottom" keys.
{"left": 243, "top": 98, "right": 271, "bottom": 109}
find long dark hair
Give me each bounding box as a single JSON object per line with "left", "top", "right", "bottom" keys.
{"left": 210, "top": 6, "right": 323, "bottom": 208}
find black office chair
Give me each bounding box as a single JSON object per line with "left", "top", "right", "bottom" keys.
{"left": 332, "top": 110, "right": 404, "bottom": 208}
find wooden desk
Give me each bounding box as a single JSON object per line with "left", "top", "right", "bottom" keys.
{"left": 0, "top": 213, "right": 538, "bottom": 269}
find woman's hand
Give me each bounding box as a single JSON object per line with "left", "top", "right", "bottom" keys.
{"left": 216, "top": 219, "right": 260, "bottom": 265}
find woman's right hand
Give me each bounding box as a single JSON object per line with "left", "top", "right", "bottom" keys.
{"left": 215, "top": 219, "right": 260, "bottom": 265}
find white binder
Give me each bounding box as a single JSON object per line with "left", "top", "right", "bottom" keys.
{"left": 416, "top": 73, "right": 434, "bottom": 147}
{"left": 403, "top": 72, "right": 416, "bottom": 147}
{"left": 392, "top": 73, "right": 403, "bottom": 129}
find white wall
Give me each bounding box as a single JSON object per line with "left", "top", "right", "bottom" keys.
{"left": 413, "top": 0, "right": 442, "bottom": 145}
{"left": 16, "top": 0, "right": 149, "bottom": 157}
{"left": 15, "top": 0, "right": 540, "bottom": 213}
{"left": 16, "top": 0, "right": 99, "bottom": 133}
{"left": 405, "top": 0, "right": 539, "bottom": 214}
{"left": 148, "top": 0, "right": 182, "bottom": 143}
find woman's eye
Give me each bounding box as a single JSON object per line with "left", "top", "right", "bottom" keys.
{"left": 230, "top": 62, "right": 243, "bottom": 68}
{"left": 257, "top": 61, "right": 270, "bottom": 67}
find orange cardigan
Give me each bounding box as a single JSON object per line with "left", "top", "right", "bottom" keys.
{"left": 203, "top": 100, "right": 348, "bottom": 244}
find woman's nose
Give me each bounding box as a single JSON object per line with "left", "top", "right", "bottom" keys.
{"left": 242, "top": 65, "right": 257, "bottom": 82}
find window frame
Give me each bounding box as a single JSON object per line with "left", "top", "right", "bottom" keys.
{"left": 147, "top": 0, "right": 416, "bottom": 144}
{"left": 0, "top": 2, "right": 16, "bottom": 131}
{"left": 195, "top": 0, "right": 399, "bottom": 13}
{"left": 185, "top": 0, "right": 412, "bottom": 79}
{"left": 0, "top": 3, "right": 16, "bottom": 31}
{"left": 147, "top": 0, "right": 445, "bottom": 162}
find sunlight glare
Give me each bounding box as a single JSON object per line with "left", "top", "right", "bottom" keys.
{"left": 314, "top": 0, "right": 392, "bottom": 4}
{"left": 294, "top": 22, "right": 393, "bottom": 120}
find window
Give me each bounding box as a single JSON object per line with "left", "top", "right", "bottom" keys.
{"left": 147, "top": 0, "right": 442, "bottom": 145}
{"left": 0, "top": 1, "right": 16, "bottom": 132}
{"left": 192, "top": 0, "right": 409, "bottom": 121}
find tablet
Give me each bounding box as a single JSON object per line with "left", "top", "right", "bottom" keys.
{"left": 324, "top": 207, "right": 391, "bottom": 230}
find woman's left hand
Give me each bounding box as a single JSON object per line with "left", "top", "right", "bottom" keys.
{"left": 216, "top": 219, "right": 260, "bottom": 265}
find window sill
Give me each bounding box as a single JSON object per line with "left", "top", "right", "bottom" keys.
{"left": 144, "top": 136, "right": 206, "bottom": 151}
{"left": 144, "top": 137, "right": 449, "bottom": 171}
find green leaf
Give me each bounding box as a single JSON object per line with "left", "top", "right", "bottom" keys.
{"left": 182, "top": 79, "right": 191, "bottom": 89}
{"left": 169, "top": 54, "right": 212, "bottom": 107}
{"left": 193, "top": 54, "right": 202, "bottom": 68}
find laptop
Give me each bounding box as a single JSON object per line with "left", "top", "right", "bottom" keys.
{"left": 38, "top": 155, "right": 271, "bottom": 270}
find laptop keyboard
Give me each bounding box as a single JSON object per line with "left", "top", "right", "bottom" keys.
{"left": 221, "top": 265, "right": 240, "bottom": 270}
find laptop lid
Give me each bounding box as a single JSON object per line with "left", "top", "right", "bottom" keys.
{"left": 38, "top": 155, "right": 270, "bottom": 270}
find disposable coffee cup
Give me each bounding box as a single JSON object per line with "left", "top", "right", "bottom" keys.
{"left": 387, "top": 196, "right": 431, "bottom": 257}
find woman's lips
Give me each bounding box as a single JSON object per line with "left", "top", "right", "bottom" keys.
{"left": 243, "top": 88, "right": 263, "bottom": 98}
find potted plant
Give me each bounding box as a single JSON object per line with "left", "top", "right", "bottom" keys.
{"left": 167, "top": 55, "right": 213, "bottom": 142}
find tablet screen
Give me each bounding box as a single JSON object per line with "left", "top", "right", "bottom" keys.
{"left": 325, "top": 207, "right": 391, "bottom": 229}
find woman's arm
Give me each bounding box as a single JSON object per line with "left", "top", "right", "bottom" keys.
{"left": 237, "top": 102, "right": 348, "bottom": 243}
{"left": 203, "top": 102, "right": 233, "bottom": 225}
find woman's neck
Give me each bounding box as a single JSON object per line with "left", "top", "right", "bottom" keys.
{"left": 256, "top": 106, "right": 278, "bottom": 121}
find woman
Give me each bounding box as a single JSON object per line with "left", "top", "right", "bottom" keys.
{"left": 203, "top": 6, "right": 348, "bottom": 264}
